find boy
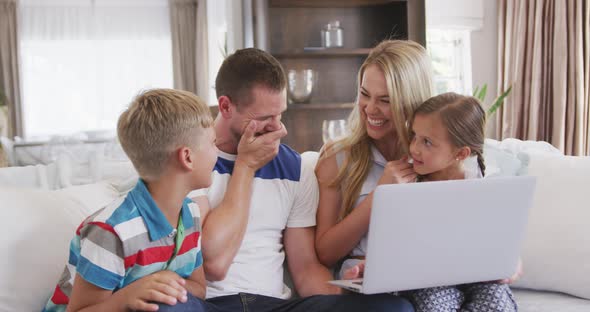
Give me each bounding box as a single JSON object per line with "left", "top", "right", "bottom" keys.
{"left": 43, "top": 89, "right": 217, "bottom": 311}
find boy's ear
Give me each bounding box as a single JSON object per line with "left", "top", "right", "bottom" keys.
{"left": 177, "top": 146, "right": 194, "bottom": 171}
{"left": 455, "top": 146, "right": 471, "bottom": 161}
{"left": 217, "top": 96, "right": 234, "bottom": 119}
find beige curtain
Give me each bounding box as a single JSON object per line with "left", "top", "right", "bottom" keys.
{"left": 0, "top": 0, "right": 22, "bottom": 138}
{"left": 169, "top": 0, "right": 209, "bottom": 101}
{"left": 497, "top": 0, "right": 590, "bottom": 155}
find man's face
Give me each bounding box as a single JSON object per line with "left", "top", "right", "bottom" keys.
{"left": 229, "top": 85, "right": 287, "bottom": 141}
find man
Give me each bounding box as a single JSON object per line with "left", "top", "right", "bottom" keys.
{"left": 160, "top": 48, "right": 414, "bottom": 312}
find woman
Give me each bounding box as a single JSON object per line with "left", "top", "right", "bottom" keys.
{"left": 317, "top": 41, "right": 522, "bottom": 310}
{"left": 315, "top": 39, "right": 434, "bottom": 273}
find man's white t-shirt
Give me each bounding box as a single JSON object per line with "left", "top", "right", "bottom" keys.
{"left": 190, "top": 144, "right": 319, "bottom": 299}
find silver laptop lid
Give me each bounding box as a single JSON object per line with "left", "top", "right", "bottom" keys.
{"left": 362, "top": 176, "right": 536, "bottom": 294}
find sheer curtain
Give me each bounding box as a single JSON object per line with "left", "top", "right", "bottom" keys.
{"left": 19, "top": 0, "right": 173, "bottom": 139}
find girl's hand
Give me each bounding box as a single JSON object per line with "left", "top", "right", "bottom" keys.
{"left": 499, "top": 258, "right": 523, "bottom": 284}
{"left": 342, "top": 261, "right": 365, "bottom": 280}
{"left": 378, "top": 156, "right": 417, "bottom": 185}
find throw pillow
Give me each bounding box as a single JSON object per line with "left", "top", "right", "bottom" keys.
{"left": 512, "top": 154, "right": 590, "bottom": 299}
{"left": 0, "top": 182, "right": 120, "bottom": 311}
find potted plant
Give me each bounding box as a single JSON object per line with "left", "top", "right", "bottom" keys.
{"left": 0, "top": 90, "right": 8, "bottom": 137}
{"left": 472, "top": 84, "right": 513, "bottom": 117}
{"left": 0, "top": 89, "right": 8, "bottom": 166}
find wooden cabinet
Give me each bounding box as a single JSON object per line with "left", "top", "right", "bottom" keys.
{"left": 254, "top": 0, "right": 425, "bottom": 152}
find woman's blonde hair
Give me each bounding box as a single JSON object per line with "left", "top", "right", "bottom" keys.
{"left": 321, "top": 40, "right": 434, "bottom": 219}
{"left": 411, "top": 92, "right": 487, "bottom": 176}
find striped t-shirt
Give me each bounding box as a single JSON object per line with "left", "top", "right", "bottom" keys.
{"left": 43, "top": 179, "right": 203, "bottom": 312}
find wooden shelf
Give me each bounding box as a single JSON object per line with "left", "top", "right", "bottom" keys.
{"left": 287, "top": 102, "right": 354, "bottom": 110}
{"left": 210, "top": 103, "right": 354, "bottom": 116}
{"left": 274, "top": 48, "right": 371, "bottom": 58}
{"left": 270, "top": 0, "right": 397, "bottom": 8}
{"left": 259, "top": 0, "right": 422, "bottom": 152}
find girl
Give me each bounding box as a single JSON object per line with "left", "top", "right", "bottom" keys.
{"left": 405, "top": 92, "right": 518, "bottom": 312}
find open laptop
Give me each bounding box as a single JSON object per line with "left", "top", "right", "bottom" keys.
{"left": 329, "top": 176, "right": 536, "bottom": 294}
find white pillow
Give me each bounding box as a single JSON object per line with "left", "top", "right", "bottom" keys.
{"left": 512, "top": 154, "right": 590, "bottom": 299}
{"left": 486, "top": 138, "right": 562, "bottom": 156}
{"left": 0, "top": 182, "right": 120, "bottom": 312}
{"left": 463, "top": 142, "right": 522, "bottom": 178}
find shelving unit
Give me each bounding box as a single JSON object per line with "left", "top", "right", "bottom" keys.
{"left": 268, "top": 0, "right": 396, "bottom": 8}
{"left": 273, "top": 48, "right": 371, "bottom": 58}
{"left": 287, "top": 102, "right": 355, "bottom": 110}
{"left": 254, "top": 0, "right": 425, "bottom": 152}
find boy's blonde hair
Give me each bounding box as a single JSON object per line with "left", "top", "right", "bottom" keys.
{"left": 320, "top": 40, "right": 434, "bottom": 219}
{"left": 117, "top": 89, "right": 213, "bottom": 181}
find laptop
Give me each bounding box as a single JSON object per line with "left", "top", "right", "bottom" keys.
{"left": 329, "top": 176, "right": 536, "bottom": 294}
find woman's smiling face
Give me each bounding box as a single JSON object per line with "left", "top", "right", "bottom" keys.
{"left": 358, "top": 64, "right": 395, "bottom": 142}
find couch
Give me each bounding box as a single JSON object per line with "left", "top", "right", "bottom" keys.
{"left": 1, "top": 138, "right": 589, "bottom": 311}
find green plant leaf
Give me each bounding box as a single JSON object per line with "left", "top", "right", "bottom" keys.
{"left": 0, "top": 89, "right": 5, "bottom": 107}
{"left": 475, "top": 84, "right": 488, "bottom": 102}
{"left": 473, "top": 85, "right": 480, "bottom": 97}
{"left": 487, "top": 85, "right": 513, "bottom": 116}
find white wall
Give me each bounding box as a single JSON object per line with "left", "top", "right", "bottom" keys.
{"left": 470, "top": 0, "right": 499, "bottom": 138}
{"left": 426, "top": 0, "right": 483, "bottom": 29}
{"left": 426, "top": 0, "right": 499, "bottom": 137}
{"left": 471, "top": 0, "right": 498, "bottom": 100}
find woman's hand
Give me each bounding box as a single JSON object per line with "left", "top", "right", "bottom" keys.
{"left": 378, "top": 156, "right": 417, "bottom": 185}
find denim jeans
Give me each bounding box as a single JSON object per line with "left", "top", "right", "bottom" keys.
{"left": 156, "top": 292, "right": 415, "bottom": 312}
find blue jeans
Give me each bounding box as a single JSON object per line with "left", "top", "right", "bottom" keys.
{"left": 157, "top": 292, "right": 415, "bottom": 312}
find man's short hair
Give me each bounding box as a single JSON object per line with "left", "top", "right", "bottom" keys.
{"left": 215, "top": 48, "right": 286, "bottom": 107}
{"left": 117, "top": 89, "right": 213, "bottom": 181}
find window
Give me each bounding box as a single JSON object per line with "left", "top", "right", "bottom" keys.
{"left": 427, "top": 28, "right": 473, "bottom": 95}
{"left": 19, "top": 0, "right": 173, "bottom": 139}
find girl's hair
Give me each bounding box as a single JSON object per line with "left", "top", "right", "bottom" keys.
{"left": 411, "top": 92, "right": 487, "bottom": 176}
{"left": 320, "top": 40, "right": 434, "bottom": 219}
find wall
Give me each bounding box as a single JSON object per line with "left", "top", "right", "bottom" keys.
{"left": 426, "top": 0, "right": 499, "bottom": 138}
{"left": 214, "top": 0, "right": 501, "bottom": 139}
{"left": 470, "top": 0, "right": 499, "bottom": 138}
{"left": 426, "top": 0, "right": 483, "bottom": 29}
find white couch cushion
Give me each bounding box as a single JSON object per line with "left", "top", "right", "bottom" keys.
{"left": 0, "top": 155, "right": 136, "bottom": 191}
{"left": 0, "top": 163, "right": 62, "bottom": 190}
{"left": 513, "top": 154, "right": 590, "bottom": 299}
{"left": 0, "top": 182, "right": 120, "bottom": 312}
{"left": 514, "top": 289, "right": 590, "bottom": 312}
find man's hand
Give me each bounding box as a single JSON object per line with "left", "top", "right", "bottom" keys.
{"left": 378, "top": 156, "right": 417, "bottom": 185}
{"left": 201, "top": 120, "right": 287, "bottom": 281}
{"left": 342, "top": 261, "right": 365, "bottom": 280}
{"left": 236, "top": 120, "right": 288, "bottom": 171}
{"left": 499, "top": 258, "right": 523, "bottom": 284}
{"left": 117, "top": 270, "right": 188, "bottom": 311}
